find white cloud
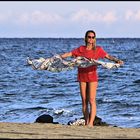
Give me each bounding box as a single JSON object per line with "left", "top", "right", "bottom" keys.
{"left": 0, "top": 12, "right": 12, "bottom": 23}
{"left": 70, "top": 9, "right": 117, "bottom": 24}
{"left": 102, "top": 12, "right": 117, "bottom": 24}
{"left": 125, "top": 10, "right": 140, "bottom": 21}
{"left": 125, "top": 10, "right": 134, "bottom": 20}
{"left": 17, "top": 13, "right": 29, "bottom": 25}
{"left": 9, "top": 9, "right": 118, "bottom": 27}
{"left": 30, "top": 10, "right": 63, "bottom": 24}
{"left": 135, "top": 10, "right": 140, "bottom": 21}
{"left": 16, "top": 10, "right": 63, "bottom": 26}
{"left": 2, "top": 9, "right": 140, "bottom": 27}
{"left": 71, "top": 9, "right": 94, "bottom": 22}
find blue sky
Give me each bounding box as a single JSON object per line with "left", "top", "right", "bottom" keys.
{"left": 0, "top": 1, "right": 140, "bottom": 38}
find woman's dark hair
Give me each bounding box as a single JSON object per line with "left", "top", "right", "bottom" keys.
{"left": 85, "top": 30, "right": 96, "bottom": 39}
{"left": 85, "top": 30, "right": 96, "bottom": 49}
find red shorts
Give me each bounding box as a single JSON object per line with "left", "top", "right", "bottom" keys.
{"left": 77, "top": 66, "right": 98, "bottom": 82}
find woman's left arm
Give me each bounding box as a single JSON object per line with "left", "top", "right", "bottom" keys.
{"left": 105, "top": 54, "right": 124, "bottom": 65}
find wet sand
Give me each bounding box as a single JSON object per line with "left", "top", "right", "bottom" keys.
{"left": 0, "top": 122, "right": 140, "bottom": 139}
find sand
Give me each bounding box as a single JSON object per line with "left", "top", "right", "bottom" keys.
{"left": 0, "top": 122, "right": 140, "bottom": 139}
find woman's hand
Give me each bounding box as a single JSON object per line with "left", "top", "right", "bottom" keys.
{"left": 117, "top": 60, "right": 124, "bottom": 65}
{"left": 105, "top": 54, "right": 124, "bottom": 65}
{"left": 60, "top": 52, "right": 72, "bottom": 59}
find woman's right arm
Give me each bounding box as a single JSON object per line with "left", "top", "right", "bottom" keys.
{"left": 60, "top": 52, "right": 72, "bottom": 59}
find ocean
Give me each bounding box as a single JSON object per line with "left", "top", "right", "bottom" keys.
{"left": 0, "top": 38, "right": 140, "bottom": 128}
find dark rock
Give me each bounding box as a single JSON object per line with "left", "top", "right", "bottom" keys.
{"left": 94, "top": 116, "right": 109, "bottom": 126}
{"left": 80, "top": 115, "right": 110, "bottom": 126}
{"left": 35, "top": 114, "right": 59, "bottom": 124}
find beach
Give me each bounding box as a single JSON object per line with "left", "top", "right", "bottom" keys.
{"left": 0, "top": 122, "right": 140, "bottom": 139}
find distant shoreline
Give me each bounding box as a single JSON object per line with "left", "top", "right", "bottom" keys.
{"left": 0, "top": 122, "right": 140, "bottom": 139}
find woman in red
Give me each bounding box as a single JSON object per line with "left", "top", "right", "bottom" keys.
{"left": 61, "top": 30, "right": 123, "bottom": 127}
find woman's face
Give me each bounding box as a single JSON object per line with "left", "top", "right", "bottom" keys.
{"left": 86, "top": 32, "right": 96, "bottom": 45}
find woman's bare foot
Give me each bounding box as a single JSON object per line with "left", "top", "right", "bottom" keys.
{"left": 87, "top": 124, "right": 93, "bottom": 127}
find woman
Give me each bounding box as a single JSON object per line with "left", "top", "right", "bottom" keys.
{"left": 60, "top": 30, "right": 123, "bottom": 127}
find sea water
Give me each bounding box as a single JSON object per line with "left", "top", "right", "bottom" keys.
{"left": 0, "top": 38, "right": 140, "bottom": 128}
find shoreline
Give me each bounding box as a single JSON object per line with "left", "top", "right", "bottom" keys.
{"left": 0, "top": 122, "right": 140, "bottom": 139}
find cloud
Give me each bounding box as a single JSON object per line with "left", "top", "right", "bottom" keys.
{"left": 14, "top": 9, "right": 118, "bottom": 26}
{"left": 0, "top": 12, "right": 12, "bottom": 23}
{"left": 125, "top": 10, "right": 134, "bottom": 20}
{"left": 135, "top": 10, "right": 140, "bottom": 21}
{"left": 16, "top": 10, "right": 63, "bottom": 26}
{"left": 70, "top": 9, "right": 117, "bottom": 24}
{"left": 2, "top": 9, "right": 140, "bottom": 28}
{"left": 102, "top": 12, "right": 117, "bottom": 24}
{"left": 125, "top": 10, "right": 140, "bottom": 21}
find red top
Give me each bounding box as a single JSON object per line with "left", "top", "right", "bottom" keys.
{"left": 71, "top": 45, "right": 108, "bottom": 82}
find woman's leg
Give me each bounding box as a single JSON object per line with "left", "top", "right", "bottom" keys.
{"left": 88, "top": 82, "right": 98, "bottom": 126}
{"left": 79, "top": 82, "right": 89, "bottom": 125}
